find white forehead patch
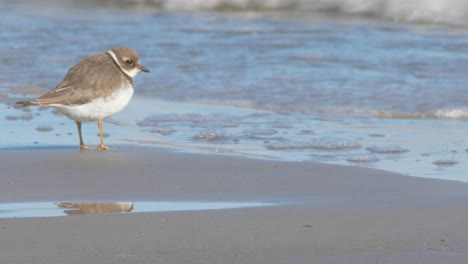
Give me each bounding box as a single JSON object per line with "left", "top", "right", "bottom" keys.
{"left": 107, "top": 50, "right": 139, "bottom": 78}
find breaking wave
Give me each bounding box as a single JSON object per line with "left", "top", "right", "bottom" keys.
{"left": 115, "top": 0, "right": 468, "bottom": 26}
{"left": 371, "top": 108, "right": 468, "bottom": 120}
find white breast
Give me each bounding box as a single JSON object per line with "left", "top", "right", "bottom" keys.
{"left": 51, "top": 83, "right": 134, "bottom": 122}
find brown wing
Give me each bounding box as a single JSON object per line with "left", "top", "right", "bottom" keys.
{"left": 29, "top": 85, "right": 75, "bottom": 105}
{"left": 16, "top": 83, "right": 79, "bottom": 107}
{"left": 30, "top": 53, "right": 123, "bottom": 106}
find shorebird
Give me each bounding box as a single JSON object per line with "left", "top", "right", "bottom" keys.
{"left": 16, "top": 47, "right": 149, "bottom": 150}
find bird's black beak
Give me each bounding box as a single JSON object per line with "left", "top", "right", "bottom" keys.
{"left": 139, "top": 65, "right": 150, "bottom": 73}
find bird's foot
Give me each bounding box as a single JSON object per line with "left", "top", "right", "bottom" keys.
{"left": 97, "top": 144, "right": 118, "bottom": 151}
{"left": 80, "top": 144, "right": 97, "bottom": 150}
{"left": 79, "top": 143, "right": 117, "bottom": 151}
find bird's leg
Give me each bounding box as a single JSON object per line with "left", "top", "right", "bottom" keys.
{"left": 97, "top": 119, "right": 112, "bottom": 150}
{"left": 76, "top": 121, "right": 92, "bottom": 150}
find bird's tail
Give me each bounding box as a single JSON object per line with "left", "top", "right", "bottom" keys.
{"left": 16, "top": 100, "right": 36, "bottom": 107}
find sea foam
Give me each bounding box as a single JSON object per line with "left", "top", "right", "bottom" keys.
{"left": 115, "top": 0, "right": 468, "bottom": 26}
{"left": 372, "top": 108, "right": 468, "bottom": 120}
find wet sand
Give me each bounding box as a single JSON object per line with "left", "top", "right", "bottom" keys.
{"left": 1, "top": 146, "right": 468, "bottom": 263}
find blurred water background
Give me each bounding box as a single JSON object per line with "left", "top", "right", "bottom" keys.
{"left": 2, "top": 0, "right": 468, "bottom": 181}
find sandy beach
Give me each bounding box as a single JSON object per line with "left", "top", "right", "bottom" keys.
{"left": 0, "top": 146, "right": 468, "bottom": 263}
{"left": 3, "top": 1, "right": 468, "bottom": 263}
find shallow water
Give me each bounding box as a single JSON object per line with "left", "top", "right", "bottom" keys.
{"left": 0, "top": 201, "right": 271, "bottom": 218}
{"left": 1, "top": 1, "right": 468, "bottom": 181}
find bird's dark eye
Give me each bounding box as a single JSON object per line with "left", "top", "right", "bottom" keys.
{"left": 126, "top": 59, "right": 133, "bottom": 65}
